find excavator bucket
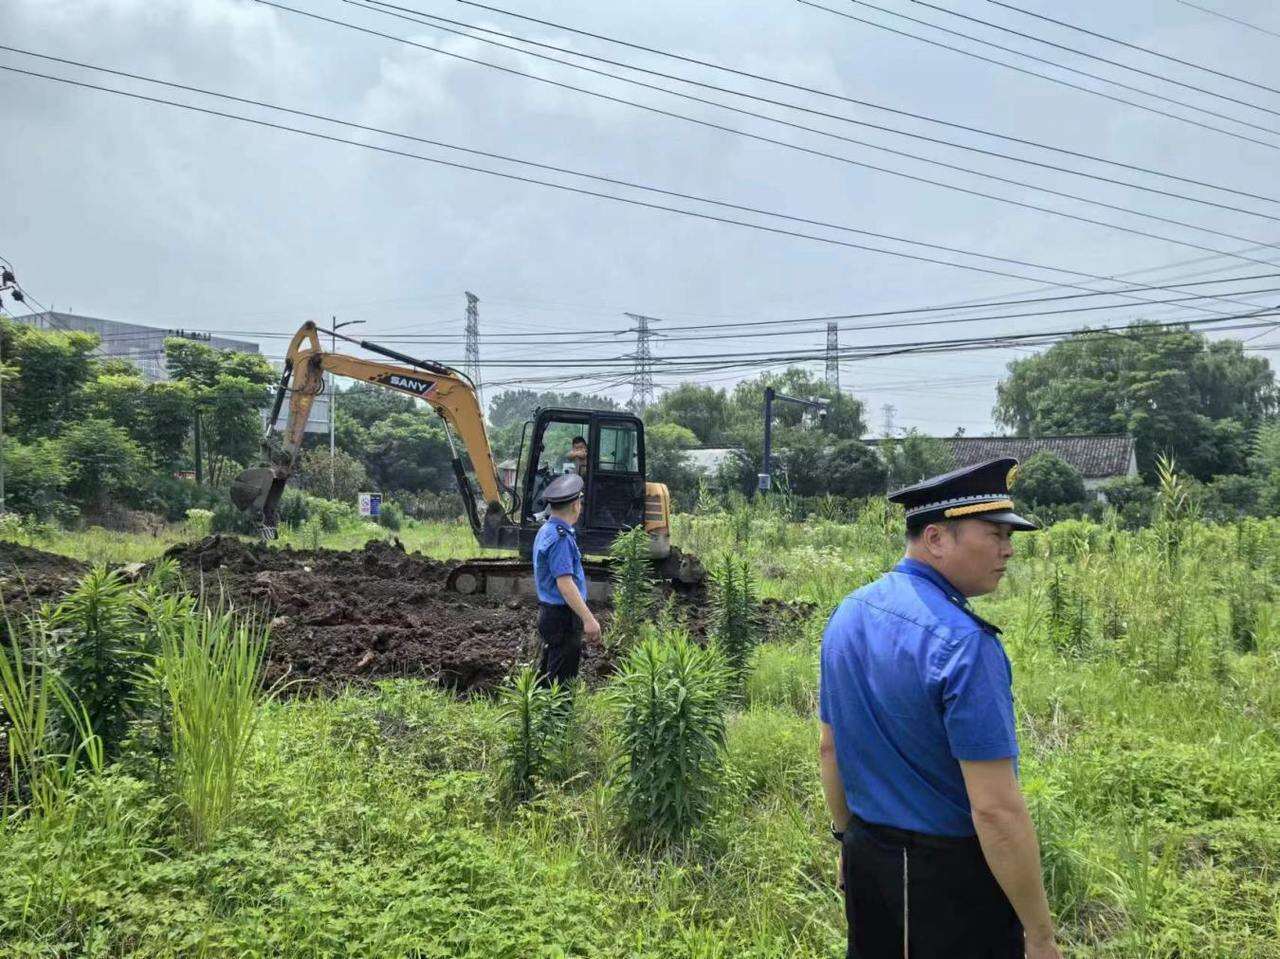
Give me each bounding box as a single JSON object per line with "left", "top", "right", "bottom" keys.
{"left": 230, "top": 467, "right": 277, "bottom": 513}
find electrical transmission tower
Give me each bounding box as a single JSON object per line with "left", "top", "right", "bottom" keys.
{"left": 825, "top": 322, "right": 840, "bottom": 391}
{"left": 881, "top": 403, "right": 897, "bottom": 438}
{"left": 624, "top": 313, "right": 659, "bottom": 411}
{"left": 463, "top": 291, "right": 482, "bottom": 410}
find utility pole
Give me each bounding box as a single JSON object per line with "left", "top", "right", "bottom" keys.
{"left": 463, "top": 292, "right": 482, "bottom": 411}
{"left": 825, "top": 322, "right": 840, "bottom": 391}
{"left": 330, "top": 317, "right": 366, "bottom": 496}
{"left": 624, "top": 313, "right": 659, "bottom": 412}
{"left": 0, "top": 267, "right": 24, "bottom": 513}
{"left": 760, "top": 385, "right": 828, "bottom": 494}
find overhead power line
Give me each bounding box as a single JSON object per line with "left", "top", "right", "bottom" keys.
{"left": 986, "top": 0, "right": 1280, "bottom": 99}
{"left": 9, "top": 55, "right": 1270, "bottom": 322}
{"left": 911, "top": 0, "right": 1280, "bottom": 121}
{"left": 327, "top": 1, "right": 1280, "bottom": 272}
{"left": 799, "top": 0, "right": 1280, "bottom": 152}
{"left": 1176, "top": 0, "right": 1280, "bottom": 41}
{"left": 367, "top": 0, "right": 1280, "bottom": 220}
{"left": 83, "top": 273, "right": 1280, "bottom": 346}
{"left": 899, "top": 0, "right": 1280, "bottom": 132}
{"left": 449, "top": 0, "right": 1278, "bottom": 201}
{"left": 10, "top": 41, "right": 1172, "bottom": 289}
{"left": 1, "top": 60, "right": 1106, "bottom": 291}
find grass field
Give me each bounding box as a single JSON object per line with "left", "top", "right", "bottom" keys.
{"left": 2, "top": 503, "right": 1279, "bottom": 957}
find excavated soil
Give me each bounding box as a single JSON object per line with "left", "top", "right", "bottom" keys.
{"left": 165, "top": 536, "right": 812, "bottom": 694}
{"left": 0, "top": 541, "right": 87, "bottom": 618}
{"left": 0, "top": 536, "right": 813, "bottom": 695}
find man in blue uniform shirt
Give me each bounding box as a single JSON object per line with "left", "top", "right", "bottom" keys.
{"left": 819, "top": 458, "right": 1061, "bottom": 959}
{"left": 531, "top": 472, "right": 600, "bottom": 687}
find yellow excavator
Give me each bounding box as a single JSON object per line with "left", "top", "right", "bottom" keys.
{"left": 231, "top": 321, "right": 703, "bottom": 599}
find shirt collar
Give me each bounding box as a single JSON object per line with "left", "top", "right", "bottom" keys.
{"left": 547, "top": 516, "right": 577, "bottom": 536}
{"left": 894, "top": 557, "right": 969, "bottom": 607}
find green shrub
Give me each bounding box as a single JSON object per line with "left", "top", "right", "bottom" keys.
{"left": 45, "top": 567, "right": 150, "bottom": 760}
{"left": 376, "top": 499, "right": 404, "bottom": 532}
{"left": 498, "top": 666, "right": 571, "bottom": 803}
{"left": 710, "top": 552, "right": 758, "bottom": 695}
{"left": 607, "top": 525, "right": 654, "bottom": 652}
{"left": 184, "top": 508, "right": 214, "bottom": 537}
{"left": 210, "top": 499, "right": 258, "bottom": 535}
{"left": 610, "top": 631, "right": 729, "bottom": 844}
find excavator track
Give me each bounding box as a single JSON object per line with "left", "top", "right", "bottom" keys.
{"left": 445, "top": 546, "right": 705, "bottom": 603}
{"left": 445, "top": 557, "right": 617, "bottom": 602}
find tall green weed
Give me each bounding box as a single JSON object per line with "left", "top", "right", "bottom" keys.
{"left": 156, "top": 604, "right": 270, "bottom": 848}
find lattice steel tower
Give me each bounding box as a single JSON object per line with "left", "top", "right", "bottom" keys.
{"left": 825, "top": 322, "right": 840, "bottom": 391}
{"left": 624, "top": 313, "right": 658, "bottom": 411}
{"left": 464, "top": 291, "right": 481, "bottom": 409}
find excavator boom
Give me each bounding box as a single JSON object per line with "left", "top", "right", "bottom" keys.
{"left": 232, "top": 321, "right": 509, "bottom": 540}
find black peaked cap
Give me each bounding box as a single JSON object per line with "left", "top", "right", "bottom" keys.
{"left": 888, "top": 457, "right": 1038, "bottom": 531}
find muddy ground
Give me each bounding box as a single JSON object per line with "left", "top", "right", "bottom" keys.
{"left": 0, "top": 536, "right": 812, "bottom": 694}
{"left": 0, "top": 541, "right": 87, "bottom": 618}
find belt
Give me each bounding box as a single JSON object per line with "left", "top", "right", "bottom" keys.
{"left": 848, "top": 812, "right": 978, "bottom": 851}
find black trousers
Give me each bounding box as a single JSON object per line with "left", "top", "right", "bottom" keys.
{"left": 536, "top": 602, "right": 583, "bottom": 687}
{"left": 843, "top": 814, "right": 1023, "bottom": 958}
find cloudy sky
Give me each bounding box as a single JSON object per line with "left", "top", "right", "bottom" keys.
{"left": 5, "top": 0, "right": 1279, "bottom": 435}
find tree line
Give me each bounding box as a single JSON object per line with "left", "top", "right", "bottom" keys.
{"left": 2, "top": 316, "right": 1276, "bottom": 528}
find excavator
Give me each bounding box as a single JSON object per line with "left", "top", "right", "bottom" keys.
{"left": 230, "top": 321, "right": 703, "bottom": 600}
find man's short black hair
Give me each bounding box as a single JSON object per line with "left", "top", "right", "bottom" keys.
{"left": 571, "top": 436, "right": 587, "bottom": 446}
{"left": 906, "top": 517, "right": 960, "bottom": 541}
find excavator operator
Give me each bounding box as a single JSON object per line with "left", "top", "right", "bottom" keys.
{"left": 568, "top": 435, "right": 589, "bottom": 477}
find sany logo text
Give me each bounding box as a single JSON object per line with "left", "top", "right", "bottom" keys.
{"left": 380, "top": 374, "right": 438, "bottom": 396}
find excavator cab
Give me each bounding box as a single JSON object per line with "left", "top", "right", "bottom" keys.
{"left": 517, "top": 408, "right": 648, "bottom": 557}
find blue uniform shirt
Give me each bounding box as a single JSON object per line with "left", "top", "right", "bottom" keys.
{"left": 532, "top": 516, "right": 587, "bottom": 605}
{"left": 819, "top": 557, "right": 1019, "bottom": 837}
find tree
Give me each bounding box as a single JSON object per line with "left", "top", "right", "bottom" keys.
{"left": 58, "top": 418, "right": 148, "bottom": 512}
{"left": 995, "top": 326, "right": 1277, "bottom": 481}
{"left": 364, "top": 412, "right": 455, "bottom": 494}
{"left": 823, "top": 440, "right": 888, "bottom": 498}
{"left": 1013, "top": 452, "right": 1087, "bottom": 508}
{"left": 647, "top": 384, "right": 732, "bottom": 446}
{"left": 1249, "top": 420, "right": 1280, "bottom": 515}
{"left": 83, "top": 373, "right": 148, "bottom": 436}
{"left": 140, "top": 380, "right": 195, "bottom": 471}
{"left": 882, "top": 430, "right": 952, "bottom": 489}
{"left": 645, "top": 422, "right": 701, "bottom": 509}
{"left": 164, "top": 339, "right": 274, "bottom": 486}
{"left": 3, "top": 438, "right": 70, "bottom": 518}
{"left": 200, "top": 376, "right": 271, "bottom": 486}
{"left": 333, "top": 381, "right": 417, "bottom": 429}
{"left": 6, "top": 324, "right": 99, "bottom": 438}
{"left": 296, "top": 447, "right": 371, "bottom": 504}
{"left": 487, "top": 388, "right": 622, "bottom": 429}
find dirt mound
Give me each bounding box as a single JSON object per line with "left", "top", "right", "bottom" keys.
{"left": 164, "top": 536, "right": 811, "bottom": 694}
{"left": 0, "top": 541, "right": 87, "bottom": 616}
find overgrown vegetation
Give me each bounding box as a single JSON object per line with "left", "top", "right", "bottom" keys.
{"left": 2, "top": 489, "right": 1280, "bottom": 955}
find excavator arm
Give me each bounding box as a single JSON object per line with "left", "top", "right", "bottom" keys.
{"left": 232, "top": 321, "right": 510, "bottom": 540}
